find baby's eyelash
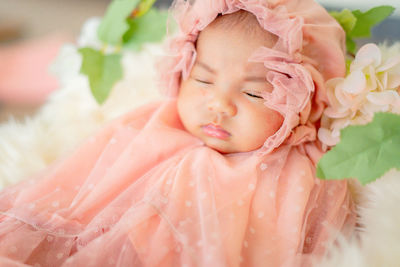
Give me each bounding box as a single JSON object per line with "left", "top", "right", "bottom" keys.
{"left": 245, "top": 92, "right": 263, "bottom": 99}
{"left": 195, "top": 79, "right": 213, "bottom": 85}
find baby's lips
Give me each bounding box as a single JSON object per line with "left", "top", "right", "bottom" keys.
{"left": 201, "top": 124, "right": 231, "bottom": 139}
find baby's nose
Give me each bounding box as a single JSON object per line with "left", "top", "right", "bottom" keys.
{"left": 207, "top": 94, "right": 237, "bottom": 117}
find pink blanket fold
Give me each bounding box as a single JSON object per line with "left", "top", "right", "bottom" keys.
{"left": 0, "top": 100, "right": 355, "bottom": 267}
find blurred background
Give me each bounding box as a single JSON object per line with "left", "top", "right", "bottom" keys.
{"left": 0, "top": 0, "right": 399, "bottom": 122}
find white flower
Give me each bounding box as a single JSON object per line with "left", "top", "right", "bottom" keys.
{"left": 77, "top": 17, "right": 118, "bottom": 54}
{"left": 318, "top": 43, "right": 400, "bottom": 146}
{"left": 77, "top": 17, "right": 103, "bottom": 49}
{"left": 49, "top": 44, "right": 86, "bottom": 87}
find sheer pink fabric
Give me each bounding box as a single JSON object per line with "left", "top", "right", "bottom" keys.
{"left": 0, "top": 100, "right": 354, "bottom": 267}
{"left": 0, "top": 0, "right": 356, "bottom": 266}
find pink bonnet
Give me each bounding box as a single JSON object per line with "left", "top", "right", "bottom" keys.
{"left": 158, "top": 0, "right": 346, "bottom": 154}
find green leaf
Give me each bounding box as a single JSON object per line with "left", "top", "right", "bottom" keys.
{"left": 330, "top": 9, "right": 357, "bottom": 34}
{"left": 345, "top": 58, "right": 352, "bottom": 74}
{"left": 97, "top": 0, "right": 141, "bottom": 45}
{"left": 317, "top": 113, "right": 400, "bottom": 185}
{"left": 122, "top": 8, "right": 168, "bottom": 50}
{"left": 329, "top": 9, "right": 358, "bottom": 55}
{"left": 351, "top": 6, "right": 395, "bottom": 38}
{"left": 346, "top": 36, "right": 356, "bottom": 55}
{"left": 79, "top": 47, "right": 123, "bottom": 104}
{"left": 136, "top": 0, "right": 157, "bottom": 17}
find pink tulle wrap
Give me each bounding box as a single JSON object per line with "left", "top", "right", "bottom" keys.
{"left": 0, "top": 1, "right": 355, "bottom": 267}
{"left": 0, "top": 100, "right": 354, "bottom": 267}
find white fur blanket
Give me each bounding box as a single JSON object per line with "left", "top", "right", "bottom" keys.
{"left": 0, "top": 18, "right": 163, "bottom": 188}
{"left": 0, "top": 18, "right": 399, "bottom": 267}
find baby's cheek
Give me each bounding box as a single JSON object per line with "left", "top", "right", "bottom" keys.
{"left": 199, "top": 87, "right": 208, "bottom": 97}
{"left": 239, "top": 114, "right": 267, "bottom": 141}
{"left": 177, "top": 94, "right": 191, "bottom": 124}
{"left": 251, "top": 109, "right": 282, "bottom": 139}
{"left": 182, "top": 83, "right": 207, "bottom": 101}
{"left": 272, "top": 110, "right": 284, "bottom": 129}
{"left": 177, "top": 90, "right": 203, "bottom": 131}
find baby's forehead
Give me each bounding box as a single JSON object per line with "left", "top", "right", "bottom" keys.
{"left": 205, "top": 10, "right": 278, "bottom": 45}
{"left": 195, "top": 13, "right": 277, "bottom": 71}
{"left": 193, "top": 33, "right": 273, "bottom": 79}
{"left": 195, "top": 10, "right": 278, "bottom": 53}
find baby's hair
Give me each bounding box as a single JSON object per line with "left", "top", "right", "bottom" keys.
{"left": 209, "top": 10, "right": 278, "bottom": 44}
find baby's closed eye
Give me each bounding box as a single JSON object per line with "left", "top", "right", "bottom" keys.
{"left": 244, "top": 90, "right": 264, "bottom": 99}
{"left": 194, "top": 78, "right": 213, "bottom": 85}
{"left": 242, "top": 82, "right": 273, "bottom": 100}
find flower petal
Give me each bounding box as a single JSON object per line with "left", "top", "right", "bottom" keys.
{"left": 387, "top": 73, "right": 400, "bottom": 89}
{"left": 342, "top": 70, "right": 367, "bottom": 94}
{"left": 331, "top": 117, "right": 351, "bottom": 131}
{"left": 367, "top": 65, "right": 379, "bottom": 91}
{"left": 335, "top": 84, "right": 353, "bottom": 108}
{"left": 351, "top": 43, "right": 381, "bottom": 71}
{"left": 361, "top": 100, "right": 390, "bottom": 115}
{"left": 377, "top": 72, "right": 388, "bottom": 90}
{"left": 324, "top": 107, "right": 350, "bottom": 119}
{"left": 376, "top": 55, "right": 400, "bottom": 72}
{"left": 351, "top": 114, "right": 372, "bottom": 125}
{"left": 391, "top": 98, "right": 400, "bottom": 114}
{"left": 326, "top": 78, "right": 343, "bottom": 109}
{"left": 367, "top": 91, "right": 399, "bottom": 105}
{"left": 318, "top": 128, "right": 339, "bottom": 146}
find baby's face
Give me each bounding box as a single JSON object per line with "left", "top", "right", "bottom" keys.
{"left": 177, "top": 22, "right": 283, "bottom": 154}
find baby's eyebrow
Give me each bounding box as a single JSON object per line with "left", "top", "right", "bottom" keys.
{"left": 195, "top": 61, "right": 216, "bottom": 74}
{"left": 244, "top": 76, "right": 266, "bottom": 82}
{"left": 195, "top": 61, "right": 268, "bottom": 83}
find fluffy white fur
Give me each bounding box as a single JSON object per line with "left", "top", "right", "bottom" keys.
{"left": 0, "top": 18, "right": 163, "bottom": 188}
{"left": 319, "top": 169, "right": 400, "bottom": 267}
{"left": 1, "top": 18, "right": 399, "bottom": 267}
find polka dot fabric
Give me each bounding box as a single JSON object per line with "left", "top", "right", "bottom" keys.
{"left": 0, "top": 100, "right": 355, "bottom": 266}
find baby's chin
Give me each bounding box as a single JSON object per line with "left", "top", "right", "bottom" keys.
{"left": 199, "top": 135, "right": 256, "bottom": 154}
{"left": 188, "top": 130, "right": 232, "bottom": 154}
{"left": 184, "top": 125, "right": 267, "bottom": 154}
{"left": 204, "top": 142, "right": 233, "bottom": 154}
{"left": 180, "top": 120, "right": 262, "bottom": 154}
